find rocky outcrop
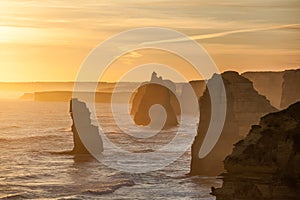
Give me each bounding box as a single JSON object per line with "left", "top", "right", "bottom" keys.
{"left": 212, "top": 101, "right": 300, "bottom": 200}
{"left": 190, "top": 71, "right": 277, "bottom": 176}
{"left": 69, "top": 98, "right": 103, "bottom": 154}
{"left": 242, "top": 71, "right": 284, "bottom": 109}
{"left": 131, "top": 72, "right": 178, "bottom": 128}
{"left": 280, "top": 69, "right": 300, "bottom": 109}
{"left": 179, "top": 80, "right": 206, "bottom": 115}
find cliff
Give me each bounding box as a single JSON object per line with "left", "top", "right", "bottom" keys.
{"left": 190, "top": 71, "right": 277, "bottom": 176}
{"left": 242, "top": 71, "right": 284, "bottom": 109}
{"left": 179, "top": 80, "right": 206, "bottom": 115}
{"left": 34, "top": 91, "right": 134, "bottom": 103}
{"left": 69, "top": 98, "right": 103, "bottom": 154}
{"left": 19, "top": 93, "right": 34, "bottom": 100}
{"left": 131, "top": 72, "right": 179, "bottom": 128}
{"left": 212, "top": 101, "right": 300, "bottom": 200}
{"left": 280, "top": 69, "right": 300, "bottom": 109}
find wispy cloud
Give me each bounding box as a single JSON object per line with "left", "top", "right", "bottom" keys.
{"left": 140, "top": 23, "right": 300, "bottom": 45}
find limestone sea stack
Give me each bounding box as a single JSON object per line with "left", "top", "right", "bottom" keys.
{"left": 280, "top": 69, "right": 300, "bottom": 109}
{"left": 131, "top": 72, "right": 179, "bottom": 128}
{"left": 242, "top": 71, "right": 284, "bottom": 109}
{"left": 190, "top": 71, "right": 277, "bottom": 176}
{"left": 69, "top": 98, "right": 103, "bottom": 154}
{"left": 179, "top": 80, "right": 206, "bottom": 115}
{"left": 212, "top": 101, "right": 300, "bottom": 200}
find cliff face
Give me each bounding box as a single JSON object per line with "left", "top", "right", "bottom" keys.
{"left": 242, "top": 71, "right": 284, "bottom": 109}
{"left": 212, "top": 101, "right": 300, "bottom": 200}
{"left": 179, "top": 80, "right": 206, "bottom": 115}
{"left": 131, "top": 72, "right": 179, "bottom": 128}
{"left": 280, "top": 69, "right": 300, "bottom": 109}
{"left": 34, "top": 91, "right": 134, "bottom": 103}
{"left": 70, "top": 98, "right": 103, "bottom": 154}
{"left": 190, "top": 71, "right": 277, "bottom": 176}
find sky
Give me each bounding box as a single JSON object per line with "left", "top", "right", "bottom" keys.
{"left": 1, "top": 0, "right": 300, "bottom": 82}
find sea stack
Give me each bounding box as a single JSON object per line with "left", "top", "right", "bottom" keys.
{"left": 69, "top": 98, "right": 103, "bottom": 154}
{"left": 280, "top": 69, "right": 300, "bottom": 109}
{"left": 131, "top": 72, "right": 179, "bottom": 128}
{"left": 242, "top": 71, "right": 284, "bottom": 109}
{"left": 212, "top": 101, "right": 300, "bottom": 200}
{"left": 179, "top": 80, "right": 206, "bottom": 115}
{"left": 190, "top": 71, "right": 277, "bottom": 176}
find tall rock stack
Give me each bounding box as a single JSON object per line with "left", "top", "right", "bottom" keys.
{"left": 212, "top": 102, "right": 300, "bottom": 200}
{"left": 190, "top": 71, "right": 277, "bottom": 176}
{"left": 69, "top": 98, "right": 103, "bottom": 154}
{"left": 280, "top": 69, "right": 300, "bottom": 109}
{"left": 242, "top": 71, "right": 284, "bottom": 109}
{"left": 131, "top": 72, "right": 179, "bottom": 128}
{"left": 179, "top": 80, "right": 206, "bottom": 115}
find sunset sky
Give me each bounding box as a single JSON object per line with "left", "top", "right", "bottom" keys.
{"left": 1, "top": 0, "right": 300, "bottom": 82}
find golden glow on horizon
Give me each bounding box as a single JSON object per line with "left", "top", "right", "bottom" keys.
{"left": 0, "top": 0, "right": 299, "bottom": 82}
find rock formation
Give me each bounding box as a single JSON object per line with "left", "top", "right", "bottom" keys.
{"left": 242, "top": 71, "right": 284, "bottom": 109}
{"left": 19, "top": 93, "right": 34, "bottom": 100}
{"left": 69, "top": 98, "right": 103, "bottom": 154}
{"left": 131, "top": 72, "right": 179, "bottom": 128}
{"left": 190, "top": 71, "right": 277, "bottom": 176}
{"left": 179, "top": 80, "right": 206, "bottom": 115}
{"left": 188, "top": 80, "right": 206, "bottom": 99}
{"left": 212, "top": 101, "right": 300, "bottom": 200}
{"left": 280, "top": 69, "right": 300, "bottom": 109}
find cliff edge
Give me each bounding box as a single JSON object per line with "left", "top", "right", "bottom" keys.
{"left": 212, "top": 101, "right": 300, "bottom": 200}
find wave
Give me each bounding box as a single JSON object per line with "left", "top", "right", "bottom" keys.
{"left": 81, "top": 180, "right": 134, "bottom": 196}
{"left": 0, "top": 125, "right": 21, "bottom": 130}
{"left": 57, "top": 127, "right": 72, "bottom": 132}
{"left": 0, "top": 134, "right": 66, "bottom": 143}
{"left": 0, "top": 192, "right": 34, "bottom": 199}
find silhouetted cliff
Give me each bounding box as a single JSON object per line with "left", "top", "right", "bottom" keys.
{"left": 280, "top": 69, "right": 300, "bottom": 109}
{"left": 190, "top": 71, "right": 277, "bottom": 176}
{"left": 242, "top": 71, "right": 284, "bottom": 109}
{"left": 212, "top": 101, "right": 300, "bottom": 200}
{"left": 179, "top": 80, "right": 206, "bottom": 114}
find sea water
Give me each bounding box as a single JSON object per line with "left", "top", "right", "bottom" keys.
{"left": 0, "top": 100, "right": 221, "bottom": 199}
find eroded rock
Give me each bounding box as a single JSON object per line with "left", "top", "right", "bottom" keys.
{"left": 131, "top": 72, "right": 179, "bottom": 128}
{"left": 69, "top": 98, "right": 103, "bottom": 154}
{"left": 212, "top": 101, "right": 300, "bottom": 200}
{"left": 190, "top": 71, "right": 277, "bottom": 176}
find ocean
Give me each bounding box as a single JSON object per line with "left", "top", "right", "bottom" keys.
{"left": 0, "top": 100, "right": 221, "bottom": 199}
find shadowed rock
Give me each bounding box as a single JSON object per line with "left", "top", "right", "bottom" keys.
{"left": 190, "top": 71, "right": 277, "bottom": 176}
{"left": 131, "top": 72, "right": 178, "bottom": 128}
{"left": 69, "top": 98, "right": 103, "bottom": 155}
{"left": 212, "top": 101, "right": 300, "bottom": 200}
